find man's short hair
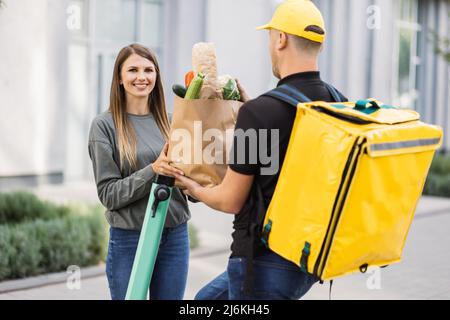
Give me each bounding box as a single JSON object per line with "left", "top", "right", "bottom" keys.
{"left": 289, "top": 29, "right": 323, "bottom": 55}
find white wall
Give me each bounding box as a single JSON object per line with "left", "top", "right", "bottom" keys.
{"left": 0, "top": 0, "right": 69, "bottom": 177}
{"left": 417, "top": 0, "right": 450, "bottom": 151}
{"left": 316, "top": 0, "right": 397, "bottom": 101}
{"left": 1, "top": 0, "right": 447, "bottom": 186}
{"left": 162, "top": 0, "right": 275, "bottom": 108}
{"left": 370, "top": 0, "right": 396, "bottom": 103}
{"left": 65, "top": 43, "right": 90, "bottom": 181}
{"left": 205, "top": 0, "right": 274, "bottom": 98}
{"left": 162, "top": 0, "right": 208, "bottom": 111}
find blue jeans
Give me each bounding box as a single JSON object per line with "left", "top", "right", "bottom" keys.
{"left": 195, "top": 252, "right": 318, "bottom": 300}
{"left": 106, "top": 223, "right": 189, "bottom": 300}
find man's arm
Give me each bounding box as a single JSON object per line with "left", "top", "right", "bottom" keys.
{"left": 174, "top": 168, "right": 254, "bottom": 215}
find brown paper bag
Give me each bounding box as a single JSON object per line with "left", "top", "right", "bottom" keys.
{"left": 168, "top": 96, "right": 243, "bottom": 188}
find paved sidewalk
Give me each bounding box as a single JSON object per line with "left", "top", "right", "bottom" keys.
{"left": 0, "top": 181, "right": 449, "bottom": 300}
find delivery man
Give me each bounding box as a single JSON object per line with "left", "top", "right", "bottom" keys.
{"left": 175, "top": 0, "right": 347, "bottom": 300}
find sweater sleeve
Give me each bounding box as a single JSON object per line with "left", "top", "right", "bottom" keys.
{"left": 88, "top": 120, "right": 156, "bottom": 211}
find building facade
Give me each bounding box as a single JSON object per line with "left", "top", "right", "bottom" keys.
{"left": 0, "top": 0, "right": 448, "bottom": 190}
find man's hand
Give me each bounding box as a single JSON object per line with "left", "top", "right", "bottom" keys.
{"left": 236, "top": 79, "right": 251, "bottom": 103}
{"left": 174, "top": 168, "right": 254, "bottom": 214}
{"left": 175, "top": 174, "right": 201, "bottom": 198}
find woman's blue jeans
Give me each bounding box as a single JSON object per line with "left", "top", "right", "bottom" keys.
{"left": 195, "top": 252, "right": 318, "bottom": 300}
{"left": 105, "top": 223, "right": 189, "bottom": 300}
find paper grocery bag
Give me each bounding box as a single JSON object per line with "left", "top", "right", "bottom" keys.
{"left": 168, "top": 96, "right": 243, "bottom": 188}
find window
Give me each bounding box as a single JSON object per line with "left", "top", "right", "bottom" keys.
{"left": 95, "top": 0, "right": 137, "bottom": 43}
{"left": 93, "top": 0, "right": 163, "bottom": 47}
{"left": 141, "top": 0, "right": 164, "bottom": 50}
{"left": 88, "top": 0, "right": 164, "bottom": 112}
{"left": 394, "top": 0, "right": 421, "bottom": 109}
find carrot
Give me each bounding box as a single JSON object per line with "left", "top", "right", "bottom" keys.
{"left": 185, "top": 71, "right": 195, "bottom": 88}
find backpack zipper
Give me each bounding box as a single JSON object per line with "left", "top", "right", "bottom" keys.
{"left": 312, "top": 106, "right": 375, "bottom": 125}
{"left": 313, "top": 137, "right": 366, "bottom": 278}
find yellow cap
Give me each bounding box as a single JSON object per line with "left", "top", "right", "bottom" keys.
{"left": 256, "top": 0, "right": 326, "bottom": 43}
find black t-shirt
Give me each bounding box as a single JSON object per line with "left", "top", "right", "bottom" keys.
{"left": 229, "top": 71, "right": 347, "bottom": 258}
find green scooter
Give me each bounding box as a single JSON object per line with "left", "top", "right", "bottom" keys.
{"left": 125, "top": 175, "right": 175, "bottom": 300}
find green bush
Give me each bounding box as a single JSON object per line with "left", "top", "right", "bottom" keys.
{"left": 5, "top": 222, "right": 42, "bottom": 278}
{"left": 423, "top": 154, "right": 450, "bottom": 198}
{"left": 429, "top": 154, "right": 450, "bottom": 175}
{"left": 0, "top": 190, "right": 199, "bottom": 281}
{"left": 0, "top": 213, "right": 107, "bottom": 281}
{"left": 0, "top": 191, "right": 70, "bottom": 225}
{"left": 188, "top": 223, "right": 199, "bottom": 249}
{"left": 85, "top": 209, "right": 108, "bottom": 263}
{"left": 0, "top": 225, "right": 14, "bottom": 280}
{"left": 424, "top": 173, "right": 450, "bottom": 198}
{"left": 0, "top": 192, "right": 107, "bottom": 281}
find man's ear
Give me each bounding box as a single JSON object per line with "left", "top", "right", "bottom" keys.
{"left": 277, "top": 31, "right": 288, "bottom": 50}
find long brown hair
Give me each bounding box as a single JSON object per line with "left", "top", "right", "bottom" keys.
{"left": 109, "top": 44, "right": 170, "bottom": 170}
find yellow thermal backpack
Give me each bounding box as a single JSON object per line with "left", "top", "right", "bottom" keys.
{"left": 259, "top": 84, "right": 443, "bottom": 282}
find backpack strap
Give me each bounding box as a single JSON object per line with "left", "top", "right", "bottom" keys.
{"left": 263, "top": 84, "right": 312, "bottom": 106}
{"left": 264, "top": 83, "right": 345, "bottom": 105}
{"left": 324, "top": 83, "right": 345, "bottom": 103}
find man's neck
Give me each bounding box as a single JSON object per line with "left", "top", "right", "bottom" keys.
{"left": 278, "top": 55, "right": 319, "bottom": 80}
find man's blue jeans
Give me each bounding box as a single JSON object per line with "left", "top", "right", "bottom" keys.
{"left": 195, "top": 252, "right": 318, "bottom": 300}
{"left": 106, "top": 223, "right": 189, "bottom": 300}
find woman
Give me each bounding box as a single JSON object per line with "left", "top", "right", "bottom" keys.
{"left": 88, "top": 43, "right": 190, "bottom": 300}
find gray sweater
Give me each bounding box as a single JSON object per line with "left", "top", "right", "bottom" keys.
{"left": 88, "top": 111, "right": 190, "bottom": 230}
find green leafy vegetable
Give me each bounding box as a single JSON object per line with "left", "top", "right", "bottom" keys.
{"left": 222, "top": 79, "right": 240, "bottom": 101}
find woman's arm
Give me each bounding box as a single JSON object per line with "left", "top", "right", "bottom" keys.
{"left": 88, "top": 119, "right": 184, "bottom": 211}
{"left": 88, "top": 139, "right": 155, "bottom": 211}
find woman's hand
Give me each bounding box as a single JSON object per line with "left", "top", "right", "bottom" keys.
{"left": 151, "top": 143, "right": 185, "bottom": 177}
{"left": 236, "top": 79, "right": 251, "bottom": 103}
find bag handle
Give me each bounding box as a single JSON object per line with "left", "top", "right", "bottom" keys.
{"left": 355, "top": 99, "right": 381, "bottom": 114}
